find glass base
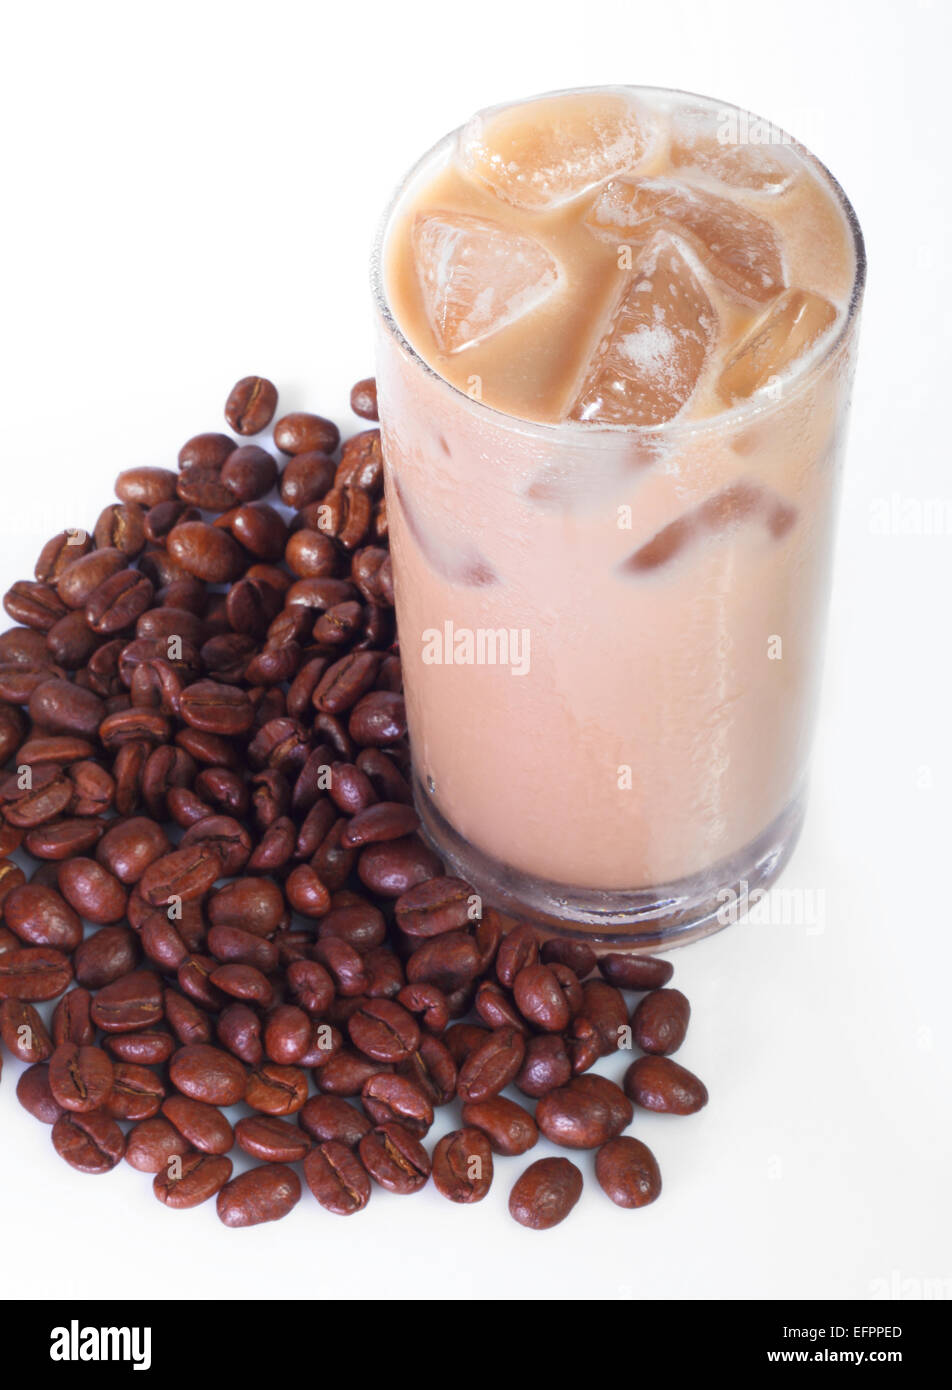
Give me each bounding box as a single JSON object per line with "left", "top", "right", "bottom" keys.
{"left": 414, "top": 780, "right": 806, "bottom": 951}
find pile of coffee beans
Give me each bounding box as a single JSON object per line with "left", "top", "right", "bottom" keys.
{"left": 0, "top": 375, "right": 708, "bottom": 1230}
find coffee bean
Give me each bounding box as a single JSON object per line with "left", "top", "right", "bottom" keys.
{"left": 349, "top": 378, "right": 378, "bottom": 421}
{"left": 513, "top": 963, "right": 572, "bottom": 1032}
{"left": 225, "top": 376, "right": 278, "bottom": 435}
{"left": 155, "top": 1152, "right": 234, "bottom": 1209}
{"left": 515, "top": 1034, "right": 572, "bottom": 1099}
{"left": 115, "top": 467, "right": 178, "bottom": 507}
{"left": 56, "top": 858, "right": 127, "bottom": 924}
{"left": 123, "top": 1116, "right": 186, "bottom": 1173}
{"left": 358, "top": 1122, "right": 430, "bottom": 1194}
{"left": 169, "top": 1044, "right": 247, "bottom": 1106}
{"left": 598, "top": 953, "right": 674, "bottom": 990}
{"left": 52, "top": 1109, "right": 126, "bottom": 1173}
{"left": 3, "top": 883, "right": 83, "bottom": 950}
{"left": 0, "top": 947, "right": 73, "bottom": 1001}
{"left": 457, "top": 1025, "right": 525, "bottom": 1104}
{"left": 0, "top": 998, "right": 54, "bottom": 1062}
{"left": 178, "top": 433, "right": 236, "bottom": 470}
{"left": 273, "top": 412, "right": 339, "bottom": 456}
{"left": 245, "top": 1062, "right": 308, "bottom": 1115}
{"left": 623, "top": 1056, "right": 708, "bottom": 1114}
{"left": 347, "top": 998, "right": 420, "bottom": 1063}
{"left": 49, "top": 1043, "right": 114, "bottom": 1112}
{"left": 90, "top": 971, "right": 163, "bottom": 1032}
{"left": 216, "top": 1163, "right": 302, "bottom": 1227}
{"left": 17, "top": 1062, "right": 65, "bottom": 1124}
{"left": 235, "top": 1115, "right": 311, "bottom": 1163}
{"left": 432, "top": 1127, "right": 493, "bottom": 1203}
{"left": 105, "top": 1063, "right": 166, "bottom": 1121}
{"left": 509, "top": 1157, "right": 583, "bottom": 1230}
{"left": 595, "top": 1136, "right": 662, "bottom": 1208}
{"left": 304, "top": 1140, "right": 371, "bottom": 1215}
{"left": 540, "top": 938, "right": 597, "bottom": 978}
{"left": 632, "top": 988, "right": 690, "bottom": 1055}
{"left": 361, "top": 1073, "right": 433, "bottom": 1135}
{"left": 461, "top": 1096, "right": 538, "bottom": 1156}
{"left": 162, "top": 1095, "right": 234, "bottom": 1155}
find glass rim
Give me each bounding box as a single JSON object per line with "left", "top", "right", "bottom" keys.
{"left": 370, "top": 83, "right": 867, "bottom": 444}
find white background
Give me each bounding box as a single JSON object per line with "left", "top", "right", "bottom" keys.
{"left": 1, "top": 0, "right": 950, "bottom": 1303}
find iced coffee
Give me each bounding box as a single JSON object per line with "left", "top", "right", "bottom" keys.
{"left": 373, "top": 87, "right": 864, "bottom": 946}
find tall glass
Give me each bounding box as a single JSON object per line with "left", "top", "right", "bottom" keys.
{"left": 372, "top": 87, "right": 865, "bottom": 948}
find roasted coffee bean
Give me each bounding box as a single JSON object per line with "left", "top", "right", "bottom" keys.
{"left": 396, "top": 1034, "right": 456, "bottom": 1108}
{"left": 461, "top": 1096, "right": 539, "bottom": 1157}
{"left": 632, "top": 988, "right": 691, "bottom": 1055}
{"left": 357, "top": 836, "right": 442, "bottom": 900}
{"left": 168, "top": 1044, "right": 246, "bottom": 1106}
{"left": 598, "top": 952, "right": 675, "bottom": 991}
{"left": 361, "top": 1073, "right": 433, "bottom": 1136}
{"left": 235, "top": 1115, "right": 311, "bottom": 1163}
{"left": 348, "top": 690, "right": 406, "bottom": 746}
{"left": 52, "top": 1109, "right": 126, "bottom": 1173}
{"left": 217, "top": 1163, "right": 302, "bottom": 1227}
{"left": 349, "top": 378, "right": 378, "bottom": 421}
{"left": 96, "top": 817, "right": 171, "bottom": 883}
{"left": 125, "top": 1116, "right": 188, "bottom": 1173}
{"left": 335, "top": 431, "right": 383, "bottom": 494}
{"left": 86, "top": 569, "right": 154, "bottom": 634}
{"left": 300, "top": 1095, "right": 372, "bottom": 1150}
{"left": 3, "top": 580, "right": 70, "bottom": 632}
{"left": 273, "top": 412, "right": 339, "bottom": 456}
{"left": 116, "top": 467, "right": 178, "bottom": 507}
{"left": 596, "top": 1136, "right": 663, "bottom": 1208}
{"left": 540, "top": 938, "right": 598, "bottom": 978}
{"left": 315, "top": 1048, "right": 384, "bottom": 1097}
{"left": 474, "top": 980, "right": 527, "bottom": 1033}
{"left": 0, "top": 863, "right": 27, "bottom": 909}
{"left": 178, "top": 432, "right": 236, "bottom": 470}
{"left": 432, "top": 1127, "right": 493, "bottom": 1204}
{"left": 139, "top": 844, "right": 223, "bottom": 906}
{"left": 396, "top": 982, "right": 449, "bottom": 1035}
{"left": 216, "top": 1002, "right": 264, "bottom": 1066}
{"left": 623, "top": 1056, "right": 709, "bottom": 1115}
{"left": 73, "top": 926, "right": 139, "bottom": 989}
{"left": 48, "top": 1042, "right": 114, "bottom": 1113}
{"left": 162, "top": 1094, "right": 234, "bottom": 1154}
{"left": 536, "top": 1078, "right": 628, "bottom": 1150}
{"left": 56, "top": 858, "right": 127, "bottom": 924}
{"left": 509, "top": 1157, "right": 583, "bottom": 1230}
{"left": 279, "top": 452, "right": 336, "bottom": 510}
{"left": 347, "top": 998, "right": 420, "bottom": 1063}
{"left": 304, "top": 1140, "right": 371, "bottom": 1216}
{"left": 34, "top": 530, "right": 94, "bottom": 583}
{"left": 245, "top": 1062, "right": 308, "bottom": 1115}
{"left": 225, "top": 376, "right": 278, "bottom": 435}
{"left": 51, "top": 988, "right": 94, "bottom": 1046}
{"left": 358, "top": 1122, "right": 430, "bottom": 1195}
{"left": 515, "top": 1033, "right": 573, "bottom": 1099}
{"left": 105, "top": 1062, "right": 166, "bottom": 1121}
{"left": 262, "top": 1004, "right": 311, "bottom": 1064}
{"left": 0, "top": 947, "right": 73, "bottom": 1001}
{"left": 167, "top": 522, "right": 246, "bottom": 584}
{"left": 155, "top": 1152, "right": 234, "bottom": 1209}
{"left": 576, "top": 979, "right": 629, "bottom": 1057}
{"left": 89, "top": 970, "right": 163, "bottom": 1032}
{"left": 495, "top": 923, "right": 540, "bottom": 987}
{"left": 457, "top": 1025, "right": 525, "bottom": 1104}
{"left": 104, "top": 1029, "right": 175, "bottom": 1066}
{"left": 0, "top": 998, "right": 54, "bottom": 1062}
{"left": 512, "top": 963, "right": 572, "bottom": 1032}
{"left": 3, "top": 883, "right": 83, "bottom": 951}
{"left": 17, "top": 1062, "right": 65, "bottom": 1124}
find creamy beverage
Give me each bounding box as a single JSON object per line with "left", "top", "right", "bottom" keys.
{"left": 373, "top": 87, "right": 864, "bottom": 945}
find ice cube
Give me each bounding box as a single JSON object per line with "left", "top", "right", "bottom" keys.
{"left": 412, "top": 211, "right": 559, "bottom": 355}
{"left": 393, "top": 475, "right": 498, "bottom": 587}
{"left": 458, "top": 90, "right": 654, "bottom": 211}
{"left": 569, "top": 233, "right": 716, "bottom": 426}
{"left": 669, "top": 105, "right": 798, "bottom": 194}
{"left": 717, "top": 289, "right": 838, "bottom": 404}
{"left": 585, "top": 178, "right": 785, "bottom": 304}
{"left": 621, "top": 481, "right": 797, "bottom": 573}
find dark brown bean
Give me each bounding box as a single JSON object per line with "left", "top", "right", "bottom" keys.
{"left": 595, "top": 1136, "right": 662, "bottom": 1208}
{"left": 461, "top": 1096, "right": 539, "bottom": 1156}
{"left": 432, "top": 1127, "right": 493, "bottom": 1203}
{"left": 358, "top": 1122, "right": 430, "bottom": 1194}
{"left": 509, "top": 1157, "right": 583, "bottom": 1230}
{"left": 598, "top": 952, "right": 674, "bottom": 990}
{"left": 155, "top": 1152, "right": 234, "bottom": 1209}
{"left": 273, "top": 412, "right": 339, "bottom": 456}
{"left": 52, "top": 1109, "right": 126, "bottom": 1173}
{"left": 216, "top": 1163, "right": 302, "bottom": 1227}
{"left": 225, "top": 376, "right": 278, "bottom": 435}
{"left": 623, "top": 1056, "right": 709, "bottom": 1114}
{"left": 304, "top": 1140, "right": 371, "bottom": 1215}
{"left": 632, "top": 988, "right": 691, "bottom": 1055}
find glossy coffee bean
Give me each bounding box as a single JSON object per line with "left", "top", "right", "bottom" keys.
{"left": 358, "top": 1122, "right": 430, "bottom": 1194}
{"left": 509, "top": 1157, "right": 583, "bottom": 1230}
{"left": 461, "top": 1095, "right": 538, "bottom": 1156}
{"left": 235, "top": 1115, "right": 311, "bottom": 1163}
{"left": 598, "top": 952, "right": 674, "bottom": 990}
{"left": 124, "top": 1117, "right": 188, "bottom": 1173}
{"left": 273, "top": 412, "right": 339, "bottom": 456}
{"left": 595, "top": 1136, "right": 662, "bottom": 1208}
{"left": 161, "top": 1095, "right": 234, "bottom": 1155}
{"left": 216, "top": 1164, "right": 302, "bottom": 1227}
{"left": 432, "top": 1127, "right": 493, "bottom": 1204}
{"left": 457, "top": 1026, "right": 525, "bottom": 1104}
{"left": 632, "top": 988, "right": 691, "bottom": 1055}
{"left": 155, "top": 1152, "right": 234, "bottom": 1209}
{"left": 304, "top": 1141, "right": 371, "bottom": 1215}
{"left": 52, "top": 1110, "right": 126, "bottom": 1173}
{"left": 48, "top": 1043, "right": 114, "bottom": 1113}
{"left": 0, "top": 998, "right": 54, "bottom": 1062}
{"left": 623, "top": 1056, "right": 708, "bottom": 1114}
{"left": 169, "top": 1044, "right": 247, "bottom": 1106}
{"left": 225, "top": 376, "right": 278, "bottom": 436}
